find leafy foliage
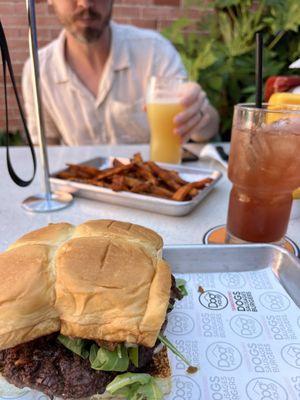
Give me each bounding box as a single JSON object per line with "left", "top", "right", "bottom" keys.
{"left": 163, "top": 0, "right": 300, "bottom": 139}
{"left": 0, "top": 130, "right": 23, "bottom": 146}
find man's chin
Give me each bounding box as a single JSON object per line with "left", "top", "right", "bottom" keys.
{"left": 70, "top": 27, "right": 103, "bottom": 44}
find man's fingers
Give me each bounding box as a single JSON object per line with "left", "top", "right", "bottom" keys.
{"left": 174, "top": 101, "right": 200, "bottom": 125}
{"left": 180, "top": 82, "right": 200, "bottom": 107}
{"left": 174, "top": 111, "right": 202, "bottom": 138}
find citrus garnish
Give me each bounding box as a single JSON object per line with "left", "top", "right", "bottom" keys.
{"left": 293, "top": 188, "right": 300, "bottom": 200}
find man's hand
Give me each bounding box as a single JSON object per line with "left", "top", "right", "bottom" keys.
{"left": 173, "top": 82, "right": 209, "bottom": 143}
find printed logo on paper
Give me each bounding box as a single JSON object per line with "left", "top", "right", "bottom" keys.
{"left": 246, "top": 378, "right": 288, "bottom": 400}
{"left": 281, "top": 343, "right": 300, "bottom": 369}
{"left": 170, "top": 375, "right": 201, "bottom": 399}
{"left": 230, "top": 315, "right": 263, "bottom": 338}
{"left": 266, "top": 315, "right": 297, "bottom": 340}
{"left": 259, "top": 292, "right": 290, "bottom": 312}
{"left": 166, "top": 312, "right": 195, "bottom": 335}
{"left": 228, "top": 291, "right": 258, "bottom": 312}
{"left": 199, "top": 290, "right": 228, "bottom": 310}
{"left": 206, "top": 342, "right": 242, "bottom": 371}
{"left": 219, "top": 272, "right": 246, "bottom": 289}
{"left": 208, "top": 376, "right": 239, "bottom": 399}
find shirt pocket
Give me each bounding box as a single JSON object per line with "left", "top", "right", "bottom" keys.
{"left": 108, "top": 98, "right": 150, "bottom": 144}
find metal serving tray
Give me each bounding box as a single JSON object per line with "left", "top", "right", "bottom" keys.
{"left": 0, "top": 244, "right": 299, "bottom": 400}
{"left": 162, "top": 244, "right": 300, "bottom": 400}
{"left": 50, "top": 157, "right": 222, "bottom": 216}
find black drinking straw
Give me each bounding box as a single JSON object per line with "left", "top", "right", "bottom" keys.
{"left": 255, "top": 32, "right": 263, "bottom": 108}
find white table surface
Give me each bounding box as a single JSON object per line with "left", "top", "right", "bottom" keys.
{"left": 0, "top": 144, "right": 299, "bottom": 252}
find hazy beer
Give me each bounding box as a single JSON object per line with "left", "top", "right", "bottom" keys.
{"left": 226, "top": 104, "right": 300, "bottom": 243}
{"left": 147, "top": 102, "right": 183, "bottom": 164}
{"left": 147, "top": 77, "right": 185, "bottom": 164}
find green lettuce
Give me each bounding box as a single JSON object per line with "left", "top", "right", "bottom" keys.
{"left": 106, "top": 373, "right": 163, "bottom": 400}
{"left": 175, "top": 278, "right": 188, "bottom": 297}
{"left": 128, "top": 346, "right": 139, "bottom": 368}
{"left": 130, "top": 380, "right": 163, "bottom": 400}
{"left": 57, "top": 335, "right": 89, "bottom": 359}
{"left": 89, "top": 344, "right": 129, "bottom": 372}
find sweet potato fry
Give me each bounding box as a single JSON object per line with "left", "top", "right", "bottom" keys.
{"left": 147, "top": 161, "right": 180, "bottom": 191}
{"left": 123, "top": 176, "right": 143, "bottom": 188}
{"left": 95, "top": 164, "right": 133, "bottom": 180}
{"left": 132, "top": 153, "right": 143, "bottom": 164}
{"left": 110, "top": 175, "right": 126, "bottom": 191}
{"left": 149, "top": 185, "right": 174, "bottom": 199}
{"left": 112, "top": 158, "right": 125, "bottom": 168}
{"left": 70, "top": 178, "right": 105, "bottom": 187}
{"left": 67, "top": 163, "right": 100, "bottom": 177}
{"left": 130, "top": 182, "right": 152, "bottom": 194}
{"left": 56, "top": 171, "right": 78, "bottom": 180}
{"left": 131, "top": 154, "right": 158, "bottom": 184}
{"left": 172, "top": 178, "right": 213, "bottom": 201}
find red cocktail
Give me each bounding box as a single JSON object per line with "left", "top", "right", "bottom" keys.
{"left": 226, "top": 104, "right": 300, "bottom": 243}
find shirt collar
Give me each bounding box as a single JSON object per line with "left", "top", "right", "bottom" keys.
{"left": 52, "top": 22, "right": 130, "bottom": 84}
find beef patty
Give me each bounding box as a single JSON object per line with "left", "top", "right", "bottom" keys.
{"left": 0, "top": 275, "right": 181, "bottom": 398}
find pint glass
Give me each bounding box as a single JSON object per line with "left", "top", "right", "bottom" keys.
{"left": 147, "top": 76, "right": 185, "bottom": 164}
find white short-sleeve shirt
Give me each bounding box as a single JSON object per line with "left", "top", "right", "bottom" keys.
{"left": 22, "top": 22, "right": 188, "bottom": 145}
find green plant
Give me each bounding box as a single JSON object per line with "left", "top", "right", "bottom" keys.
{"left": 163, "top": 0, "right": 300, "bottom": 139}
{"left": 0, "top": 130, "right": 23, "bottom": 146}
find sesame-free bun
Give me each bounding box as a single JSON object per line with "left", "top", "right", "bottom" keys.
{"left": 0, "top": 220, "right": 170, "bottom": 351}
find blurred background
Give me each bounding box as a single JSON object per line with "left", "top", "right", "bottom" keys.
{"left": 0, "top": 0, "right": 300, "bottom": 144}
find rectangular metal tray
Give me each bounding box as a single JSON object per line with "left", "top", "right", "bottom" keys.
{"left": 50, "top": 157, "right": 222, "bottom": 216}
{"left": 1, "top": 244, "right": 299, "bottom": 400}
{"left": 162, "top": 244, "right": 300, "bottom": 400}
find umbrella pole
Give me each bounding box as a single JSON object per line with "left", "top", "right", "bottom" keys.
{"left": 22, "top": 0, "right": 73, "bottom": 212}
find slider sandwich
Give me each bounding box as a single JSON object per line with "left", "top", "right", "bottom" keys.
{"left": 0, "top": 220, "right": 186, "bottom": 399}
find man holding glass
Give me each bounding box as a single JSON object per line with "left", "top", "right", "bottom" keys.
{"left": 22, "top": 0, "right": 219, "bottom": 146}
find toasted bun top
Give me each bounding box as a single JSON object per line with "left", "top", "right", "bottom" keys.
{"left": 0, "top": 220, "right": 170, "bottom": 350}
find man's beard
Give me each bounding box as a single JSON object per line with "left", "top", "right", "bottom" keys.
{"left": 56, "top": 6, "right": 112, "bottom": 44}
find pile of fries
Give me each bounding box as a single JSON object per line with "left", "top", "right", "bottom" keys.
{"left": 55, "top": 153, "right": 213, "bottom": 202}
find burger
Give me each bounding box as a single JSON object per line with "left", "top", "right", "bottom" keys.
{"left": 0, "top": 220, "right": 185, "bottom": 399}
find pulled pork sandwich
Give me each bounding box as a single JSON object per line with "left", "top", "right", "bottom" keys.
{"left": 0, "top": 220, "right": 184, "bottom": 399}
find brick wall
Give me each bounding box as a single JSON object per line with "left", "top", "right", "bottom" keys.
{"left": 0, "top": 0, "right": 205, "bottom": 133}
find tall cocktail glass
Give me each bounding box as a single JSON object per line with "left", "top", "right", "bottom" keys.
{"left": 226, "top": 103, "right": 300, "bottom": 244}
{"left": 147, "top": 76, "right": 185, "bottom": 164}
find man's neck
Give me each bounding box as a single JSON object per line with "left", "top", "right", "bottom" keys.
{"left": 64, "top": 26, "right": 112, "bottom": 96}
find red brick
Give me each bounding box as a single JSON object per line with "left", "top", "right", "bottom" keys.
{"left": 113, "top": 6, "right": 141, "bottom": 19}
{"left": 130, "top": 19, "right": 158, "bottom": 29}
{"left": 154, "top": 0, "right": 180, "bottom": 6}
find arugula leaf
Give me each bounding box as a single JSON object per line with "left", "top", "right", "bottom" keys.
{"left": 130, "top": 379, "right": 163, "bottom": 400}
{"left": 57, "top": 335, "right": 89, "bottom": 359}
{"left": 128, "top": 346, "right": 139, "bottom": 368}
{"left": 158, "top": 334, "right": 198, "bottom": 372}
{"left": 89, "top": 344, "right": 129, "bottom": 372}
{"left": 107, "top": 373, "right": 163, "bottom": 400}
{"left": 176, "top": 278, "right": 188, "bottom": 297}
{"left": 106, "top": 373, "right": 151, "bottom": 394}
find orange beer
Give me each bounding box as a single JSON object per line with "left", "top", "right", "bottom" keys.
{"left": 147, "top": 101, "right": 183, "bottom": 164}
{"left": 147, "top": 76, "right": 185, "bottom": 164}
